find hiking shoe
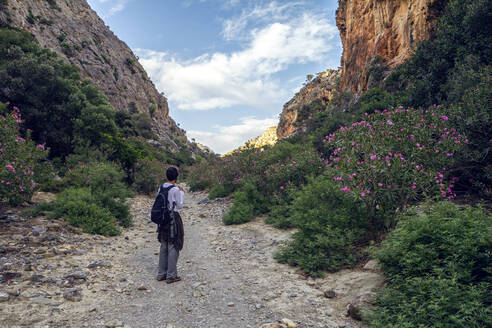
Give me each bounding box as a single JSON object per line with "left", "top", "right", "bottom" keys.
{"left": 166, "top": 276, "right": 181, "bottom": 284}
{"left": 156, "top": 276, "right": 166, "bottom": 281}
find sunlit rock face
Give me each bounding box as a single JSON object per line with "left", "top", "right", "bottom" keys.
{"left": 277, "top": 69, "right": 341, "bottom": 139}
{"left": 336, "top": 0, "right": 445, "bottom": 95}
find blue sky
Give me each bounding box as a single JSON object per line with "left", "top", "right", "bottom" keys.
{"left": 87, "top": 0, "right": 342, "bottom": 153}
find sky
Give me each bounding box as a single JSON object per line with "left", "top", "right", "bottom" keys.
{"left": 87, "top": 0, "right": 342, "bottom": 154}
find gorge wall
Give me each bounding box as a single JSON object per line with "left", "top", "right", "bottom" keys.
{"left": 277, "top": 69, "right": 340, "bottom": 139}
{"left": 0, "top": 0, "right": 186, "bottom": 150}
{"left": 336, "top": 0, "right": 446, "bottom": 95}
{"left": 277, "top": 0, "right": 446, "bottom": 139}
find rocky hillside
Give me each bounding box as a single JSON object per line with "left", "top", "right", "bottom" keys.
{"left": 277, "top": 69, "right": 340, "bottom": 139}
{"left": 0, "top": 0, "right": 185, "bottom": 150}
{"left": 225, "top": 126, "right": 277, "bottom": 156}
{"left": 336, "top": 0, "right": 446, "bottom": 95}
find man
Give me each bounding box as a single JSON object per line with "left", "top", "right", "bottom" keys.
{"left": 156, "top": 167, "right": 185, "bottom": 283}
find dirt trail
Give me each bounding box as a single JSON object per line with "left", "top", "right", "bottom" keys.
{"left": 0, "top": 189, "right": 382, "bottom": 328}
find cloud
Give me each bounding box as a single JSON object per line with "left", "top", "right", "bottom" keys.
{"left": 187, "top": 117, "right": 278, "bottom": 154}
{"left": 136, "top": 11, "right": 338, "bottom": 111}
{"left": 222, "top": 1, "right": 304, "bottom": 41}
{"left": 87, "top": 0, "right": 131, "bottom": 17}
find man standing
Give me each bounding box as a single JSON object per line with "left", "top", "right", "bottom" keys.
{"left": 156, "top": 167, "right": 184, "bottom": 283}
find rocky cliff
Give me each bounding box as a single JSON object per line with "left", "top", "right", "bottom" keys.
{"left": 277, "top": 69, "right": 340, "bottom": 139}
{"left": 336, "top": 0, "right": 445, "bottom": 95}
{"left": 0, "top": 0, "right": 185, "bottom": 149}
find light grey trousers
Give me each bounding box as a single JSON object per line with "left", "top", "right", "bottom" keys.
{"left": 157, "top": 241, "right": 179, "bottom": 279}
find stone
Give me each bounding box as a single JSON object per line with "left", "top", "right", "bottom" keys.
{"left": 63, "top": 288, "right": 82, "bottom": 302}
{"left": 87, "top": 260, "right": 112, "bottom": 269}
{"left": 64, "top": 270, "right": 87, "bottom": 280}
{"left": 363, "top": 259, "right": 379, "bottom": 270}
{"left": 227, "top": 302, "right": 235, "bottom": 307}
{"left": 346, "top": 292, "right": 376, "bottom": 321}
{"left": 260, "top": 324, "right": 286, "bottom": 328}
{"left": 2, "top": 271, "right": 21, "bottom": 281}
{"left": 137, "top": 285, "right": 147, "bottom": 291}
{"left": 32, "top": 226, "right": 47, "bottom": 236}
{"left": 198, "top": 198, "right": 210, "bottom": 204}
{"left": 280, "top": 319, "right": 297, "bottom": 328}
{"left": 0, "top": 292, "right": 9, "bottom": 302}
{"left": 105, "top": 319, "right": 124, "bottom": 328}
{"left": 324, "top": 290, "right": 336, "bottom": 298}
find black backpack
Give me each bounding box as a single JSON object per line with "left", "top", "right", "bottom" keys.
{"left": 150, "top": 185, "right": 176, "bottom": 226}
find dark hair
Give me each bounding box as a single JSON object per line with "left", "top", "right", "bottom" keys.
{"left": 166, "top": 167, "right": 179, "bottom": 181}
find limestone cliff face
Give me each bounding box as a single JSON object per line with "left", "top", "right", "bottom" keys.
{"left": 0, "top": 0, "right": 185, "bottom": 149}
{"left": 277, "top": 69, "right": 340, "bottom": 139}
{"left": 336, "top": 0, "right": 445, "bottom": 95}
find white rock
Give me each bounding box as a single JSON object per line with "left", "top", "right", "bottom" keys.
{"left": 0, "top": 292, "right": 9, "bottom": 302}
{"left": 280, "top": 318, "right": 297, "bottom": 328}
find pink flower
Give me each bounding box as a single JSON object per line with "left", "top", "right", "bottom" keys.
{"left": 370, "top": 154, "right": 377, "bottom": 160}
{"left": 412, "top": 185, "right": 417, "bottom": 189}
{"left": 441, "top": 115, "right": 449, "bottom": 121}
{"left": 280, "top": 186, "right": 284, "bottom": 190}
{"left": 333, "top": 177, "right": 342, "bottom": 181}
{"left": 378, "top": 183, "right": 383, "bottom": 187}
{"left": 340, "top": 186, "right": 351, "bottom": 193}
{"left": 387, "top": 185, "right": 392, "bottom": 189}
{"left": 386, "top": 120, "right": 393, "bottom": 125}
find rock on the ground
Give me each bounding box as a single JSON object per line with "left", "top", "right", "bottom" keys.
{"left": 64, "top": 270, "right": 87, "bottom": 280}
{"left": 346, "top": 292, "right": 376, "bottom": 321}
{"left": 280, "top": 318, "right": 297, "bottom": 328}
{"left": 105, "top": 319, "right": 124, "bottom": 327}
{"left": 63, "top": 288, "right": 82, "bottom": 302}
{"left": 0, "top": 292, "right": 9, "bottom": 302}
{"left": 363, "top": 259, "right": 379, "bottom": 270}
{"left": 87, "top": 260, "right": 112, "bottom": 269}
{"left": 324, "top": 290, "right": 336, "bottom": 298}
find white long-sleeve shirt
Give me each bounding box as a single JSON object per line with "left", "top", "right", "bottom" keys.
{"left": 159, "top": 183, "right": 184, "bottom": 212}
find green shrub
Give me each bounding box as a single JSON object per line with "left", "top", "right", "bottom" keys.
{"left": 61, "top": 161, "right": 132, "bottom": 227}
{"left": 133, "top": 158, "right": 167, "bottom": 195}
{"left": 208, "top": 184, "right": 233, "bottom": 199}
{"left": 275, "top": 175, "right": 370, "bottom": 276}
{"left": 47, "top": 188, "right": 121, "bottom": 236}
{"left": 368, "top": 201, "right": 492, "bottom": 327}
{"left": 222, "top": 182, "right": 269, "bottom": 225}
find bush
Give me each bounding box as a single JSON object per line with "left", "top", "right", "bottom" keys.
{"left": 133, "top": 158, "right": 167, "bottom": 195}
{"left": 0, "top": 103, "right": 52, "bottom": 205}
{"left": 274, "top": 175, "right": 370, "bottom": 276}
{"left": 321, "top": 105, "right": 465, "bottom": 229}
{"left": 368, "top": 201, "right": 492, "bottom": 327}
{"left": 60, "top": 161, "right": 132, "bottom": 227}
{"left": 47, "top": 188, "right": 121, "bottom": 236}
{"left": 208, "top": 184, "right": 233, "bottom": 199}
{"left": 222, "top": 182, "right": 269, "bottom": 225}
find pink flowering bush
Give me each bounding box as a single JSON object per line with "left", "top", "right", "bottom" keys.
{"left": 0, "top": 103, "right": 51, "bottom": 205}
{"left": 321, "top": 105, "right": 466, "bottom": 227}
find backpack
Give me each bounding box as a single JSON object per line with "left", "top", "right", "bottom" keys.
{"left": 150, "top": 185, "right": 176, "bottom": 226}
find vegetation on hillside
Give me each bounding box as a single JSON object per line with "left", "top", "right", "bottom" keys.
{"left": 0, "top": 27, "right": 203, "bottom": 234}
{"left": 187, "top": 0, "right": 491, "bottom": 326}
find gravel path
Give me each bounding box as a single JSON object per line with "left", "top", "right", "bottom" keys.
{"left": 0, "top": 189, "right": 382, "bottom": 328}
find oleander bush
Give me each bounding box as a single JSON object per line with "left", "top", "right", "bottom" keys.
{"left": 320, "top": 105, "right": 465, "bottom": 229}
{"left": 0, "top": 103, "right": 52, "bottom": 205}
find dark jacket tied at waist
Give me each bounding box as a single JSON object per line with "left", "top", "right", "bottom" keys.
{"left": 158, "top": 212, "right": 184, "bottom": 251}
